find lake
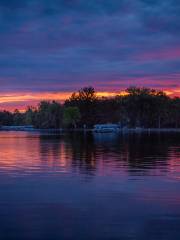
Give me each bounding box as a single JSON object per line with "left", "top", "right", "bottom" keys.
{"left": 0, "top": 131, "right": 180, "bottom": 239}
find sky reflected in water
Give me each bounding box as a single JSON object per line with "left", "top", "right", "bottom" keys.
{"left": 0, "top": 131, "right": 180, "bottom": 239}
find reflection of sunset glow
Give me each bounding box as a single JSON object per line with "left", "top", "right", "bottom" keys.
{"left": 0, "top": 132, "right": 70, "bottom": 173}
{"left": 1, "top": 131, "right": 180, "bottom": 182}
{"left": 167, "top": 149, "right": 180, "bottom": 181}
{"left": 0, "top": 134, "right": 41, "bottom": 171}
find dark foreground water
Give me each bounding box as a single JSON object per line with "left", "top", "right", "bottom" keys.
{"left": 0, "top": 131, "right": 180, "bottom": 239}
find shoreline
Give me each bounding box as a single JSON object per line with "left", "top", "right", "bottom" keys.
{"left": 1, "top": 126, "right": 180, "bottom": 133}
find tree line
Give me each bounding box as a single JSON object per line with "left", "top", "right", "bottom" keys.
{"left": 0, "top": 86, "right": 180, "bottom": 129}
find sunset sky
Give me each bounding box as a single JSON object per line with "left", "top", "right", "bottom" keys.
{"left": 0, "top": 0, "right": 180, "bottom": 110}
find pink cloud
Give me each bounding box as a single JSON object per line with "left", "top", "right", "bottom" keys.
{"left": 137, "top": 47, "right": 180, "bottom": 61}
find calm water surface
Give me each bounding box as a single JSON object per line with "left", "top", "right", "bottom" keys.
{"left": 0, "top": 131, "right": 180, "bottom": 239}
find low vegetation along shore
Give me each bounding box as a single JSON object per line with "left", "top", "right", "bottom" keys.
{"left": 1, "top": 86, "right": 180, "bottom": 130}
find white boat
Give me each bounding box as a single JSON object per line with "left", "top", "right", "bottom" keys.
{"left": 94, "top": 124, "right": 120, "bottom": 133}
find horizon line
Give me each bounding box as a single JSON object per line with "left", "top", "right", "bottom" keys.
{"left": 0, "top": 88, "right": 179, "bottom": 112}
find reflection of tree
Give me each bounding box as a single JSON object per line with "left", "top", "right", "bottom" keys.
{"left": 39, "top": 134, "right": 65, "bottom": 170}
{"left": 64, "top": 133, "right": 97, "bottom": 175}
{"left": 38, "top": 132, "right": 180, "bottom": 177}
{"left": 122, "top": 133, "right": 172, "bottom": 175}
{"left": 38, "top": 133, "right": 98, "bottom": 175}
{"left": 92, "top": 133, "right": 180, "bottom": 176}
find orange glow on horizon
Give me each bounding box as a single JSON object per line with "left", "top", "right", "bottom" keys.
{"left": 0, "top": 91, "right": 122, "bottom": 111}
{"left": 0, "top": 89, "right": 179, "bottom": 111}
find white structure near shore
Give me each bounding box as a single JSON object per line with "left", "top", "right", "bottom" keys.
{"left": 94, "top": 124, "right": 120, "bottom": 133}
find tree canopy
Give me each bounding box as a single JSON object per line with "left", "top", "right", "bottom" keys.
{"left": 0, "top": 86, "right": 180, "bottom": 129}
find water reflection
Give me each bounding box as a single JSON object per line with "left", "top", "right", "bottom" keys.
{"left": 0, "top": 131, "right": 180, "bottom": 178}
{"left": 0, "top": 131, "right": 180, "bottom": 239}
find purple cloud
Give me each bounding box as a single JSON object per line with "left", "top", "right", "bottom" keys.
{"left": 0, "top": 0, "right": 179, "bottom": 109}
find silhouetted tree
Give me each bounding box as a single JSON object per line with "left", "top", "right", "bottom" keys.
{"left": 0, "top": 86, "right": 180, "bottom": 129}
{"left": 25, "top": 106, "right": 36, "bottom": 125}
{"left": 34, "top": 101, "right": 63, "bottom": 129}
{"left": 13, "top": 109, "right": 25, "bottom": 125}
{"left": 0, "top": 111, "right": 13, "bottom": 126}
{"left": 121, "top": 87, "right": 170, "bottom": 128}
{"left": 65, "top": 86, "right": 97, "bottom": 127}
{"left": 63, "top": 107, "right": 81, "bottom": 128}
